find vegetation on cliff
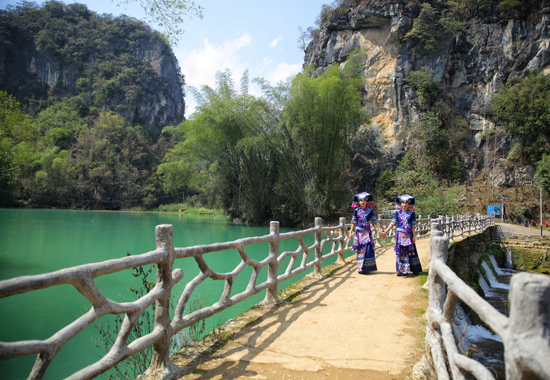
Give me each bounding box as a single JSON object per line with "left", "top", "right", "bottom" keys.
{"left": 0, "top": 2, "right": 187, "bottom": 210}
{"left": 307, "top": 0, "right": 550, "bottom": 223}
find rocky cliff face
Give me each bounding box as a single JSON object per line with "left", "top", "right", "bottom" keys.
{"left": 304, "top": 0, "right": 550, "bottom": 193}
{"left": 2, "top": 30, "right": 184, "bottom": 132}
{"left": 122, "top": 35, "right": 185, "bottom": 129}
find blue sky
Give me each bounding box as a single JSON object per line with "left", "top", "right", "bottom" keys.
{"left": 0, "top": 0, "right": 328, "bottom": 117}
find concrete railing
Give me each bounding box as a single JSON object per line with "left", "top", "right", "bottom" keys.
{"left": 434, "top": 214, "right": 495, "bottom": 240}
{"left": 0, "top": 213, "right": 493, "bottom": 379}
{"left": 0, "top": 217, "right": 354, "bottom": 379}
{"left": 425, "top": 220, "right": 550, "bottom": 379}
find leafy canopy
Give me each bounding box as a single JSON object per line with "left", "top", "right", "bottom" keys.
{"left": 160, "top": 50, "right": 368, "bottom": 225}
{"left": 492, "top": 72, "right": 550, "bottom": 165}
{"left": 119, "top": 0, "right": 203, "bottom": 45}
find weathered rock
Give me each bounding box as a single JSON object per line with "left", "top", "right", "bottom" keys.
{"left": 305, "top": 0, "right": 550, "bottom": 192}
{"left": 2, "top": 24, "right": 184, "bottom": 132}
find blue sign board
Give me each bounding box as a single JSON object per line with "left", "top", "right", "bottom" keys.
{"left": 487, "top": 205, "right": 501, "bottom": 215}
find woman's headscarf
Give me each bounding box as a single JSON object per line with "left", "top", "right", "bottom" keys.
{"left": 395, "top": 194, "right": 415, "bottom": 209}
{"left": 352, "top": 192, "right": 374, "bottom": 208}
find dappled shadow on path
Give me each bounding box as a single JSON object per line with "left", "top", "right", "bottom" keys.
{"left": 170, "top": 260, "right": 366, "bottom": 379}
{"left": 168, "top": 238, "right": 431, "bottom": 379}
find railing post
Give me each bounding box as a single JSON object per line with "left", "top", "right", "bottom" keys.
{"left": 262, "top": 221, "right": 281, "bottom": 305}
{"left": 505, "top": 273, "right": 550, "bottom": 380}
{"left": 425, "top": 221, "right": 451, "bottom": 379}
{"left": 336, "top": 217, "right": 347, "bottom": 265}
{"left": 314, "top": 217, "right": 323, "bottom": 277}
{"left": 144, "top": 224, "right": 178, "bottom": 377}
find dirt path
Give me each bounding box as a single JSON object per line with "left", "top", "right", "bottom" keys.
{"left": 166, "top": 237, "right": 432, "bottom": 380}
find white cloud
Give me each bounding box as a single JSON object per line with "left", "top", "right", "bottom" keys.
{"left": 266, "top": 62, "right": 302, "bottom": 84}
{"left": 175, "top": 33, "right": 303, "bottom": 118}
{"left": 269, "top": 36, "right": 282, "bottom": 48}
{"left": 176, "top": 33, "right": 252, "bottom": 117}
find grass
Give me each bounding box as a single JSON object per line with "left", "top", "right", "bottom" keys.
{"left": 153, "top": 203, "right": 225, "bottom": 216}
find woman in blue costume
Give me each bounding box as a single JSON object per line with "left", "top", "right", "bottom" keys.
{"left": 348, "top": 192, "right": 384, "bottom": 274}
{"left": 383, "top": 194, "right": 423, "bottom": 276}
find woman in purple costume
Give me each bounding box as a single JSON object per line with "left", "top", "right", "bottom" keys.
{"left": 348, "top": 192, "right": 384, "bottom": 274}
{"left": 383, "top": 194, "right": 423, "bottom": 276}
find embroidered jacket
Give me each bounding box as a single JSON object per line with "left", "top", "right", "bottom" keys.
{"left": 352, "top": 207, "right": 378, "bottom": 231}
{"left": 391, "top": 210, "right": 417, "bottom": 234}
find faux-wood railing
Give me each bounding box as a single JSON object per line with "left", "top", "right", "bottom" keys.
{"left": 0, "top": 213, "right": 492, "bottom": 379}
{"left": 425, "top": 220, "right": 550, "bottom": 380}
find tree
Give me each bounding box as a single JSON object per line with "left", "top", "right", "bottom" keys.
{"left": 71, "top": 111, "right": 154, "bottom": 209}
{"left": 180, "top": 69, "right": 282, "bottom": 223}
{"left": 492, "top": 72, "right": 550, "bottom": 165}
{"left": 403, "top": 67, "right": 442, "bottom": 109}
{"left": 170, "top": 50, "right": 368, "bottom": 226}
{"left": 405, "top": 2, "right": 462, "bottom": 58}
{"left": 156, "top": 141, "right": 203, "bottom": 195}
{"left": 282, "top": 52, "right": 368, "bottom": 220}
{"left": 375, "top": 167, "right": 396, "bottom": 202}
{"left": 0, "top": 91, "right": 38, "bottom": 204}
{"left": 405, "top": 3, "right": 439, "bottom": 57}
{"left": 118, "top": 0, "right": 203, "bottom": 45}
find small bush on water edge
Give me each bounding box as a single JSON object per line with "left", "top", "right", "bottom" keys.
{"left": 91, "top": 263, "right": 207, "bottom": 379}
{"left": 155, "top": 203, "right": 224, "bottom": 215}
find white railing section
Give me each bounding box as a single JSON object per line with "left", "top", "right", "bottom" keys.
{"left": 426, "top": 220, "right": 550, "bottom": 380}
{"left": 0, "top": 213, "right": 493, "bottom": 379}
{"left": 0, "top": 217, "right": 354, "bottom": 380}
{"left": 433, "top": 214, "right": 495, "bottom": 240}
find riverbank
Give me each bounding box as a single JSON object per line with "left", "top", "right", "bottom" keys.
{"left": 143, "top": 237, "right": 431, "bottom": 380}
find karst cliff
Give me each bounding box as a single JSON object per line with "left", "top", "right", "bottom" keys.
{"left": 304, "top": 0, "right": 550, "bottom": 192}
{"left": 0, "top": 4, "right": 184, "bottom": 132}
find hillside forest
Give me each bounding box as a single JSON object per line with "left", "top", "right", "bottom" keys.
{"left": 2, "top": 0, "right": 550, "bottom": 227}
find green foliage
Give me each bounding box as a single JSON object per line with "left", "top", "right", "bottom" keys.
{"left": 319, "top": 1, "right": 356, "bottom": 23}
{"left": 403, "top": 67, "right": 443, "bottom": 108}
{"left": 169, "top": 50, "right": 368, "bottom": 226}
{"left": 426, "top": 0, "right": 544, "bottom": 23}
{"left": 180, "top": 69, "right": 284, "bottom": 223}
{"left": 375, "top": 151, "right": 465, "bottom": 216}
{"left": 413, "top": 111, "right": 450, "bottom": 158}
{"left": 405, "top": 3, "right": 463, "bottom": 58}
{"left": 0, "top": 1, "right": 191, "bottom": 211}
{"left": 405, "top": 3, "right": 439, "bottom": 57}
{"left": 0, "top": 91, "right": 38, "bottom": 204}
{"left": 401, "top": 66, "right": 466, "bottom": 181}
{"left": 0, "top": 1, "right": 183, "bottom": 127}
{"left": 120, "top": 0, "right": 204, "bottom": 45}
{"left": 492, "top": 72, "right": 550, "bottom": 165}
{"left": 420, "top": 183, "right": 466, "bottom": 216}
{"left": 92, "top": 264, "right": 206, "bottom": 379}
{"left": 283, "top": 53, "right": 368, "bottom": 221}
{"left": 375, "top": 167, "right": 396, "bottom": 202}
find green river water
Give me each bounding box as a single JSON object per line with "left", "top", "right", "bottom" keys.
{"left": 0, "top": 208, "right": 347, "bottom": 379}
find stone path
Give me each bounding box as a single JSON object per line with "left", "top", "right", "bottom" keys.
{"left": 164, "top": 236, "right": 432, "bottom": 380}
{"left": 495, "top": 222, "right": 550, "bottom": 238}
